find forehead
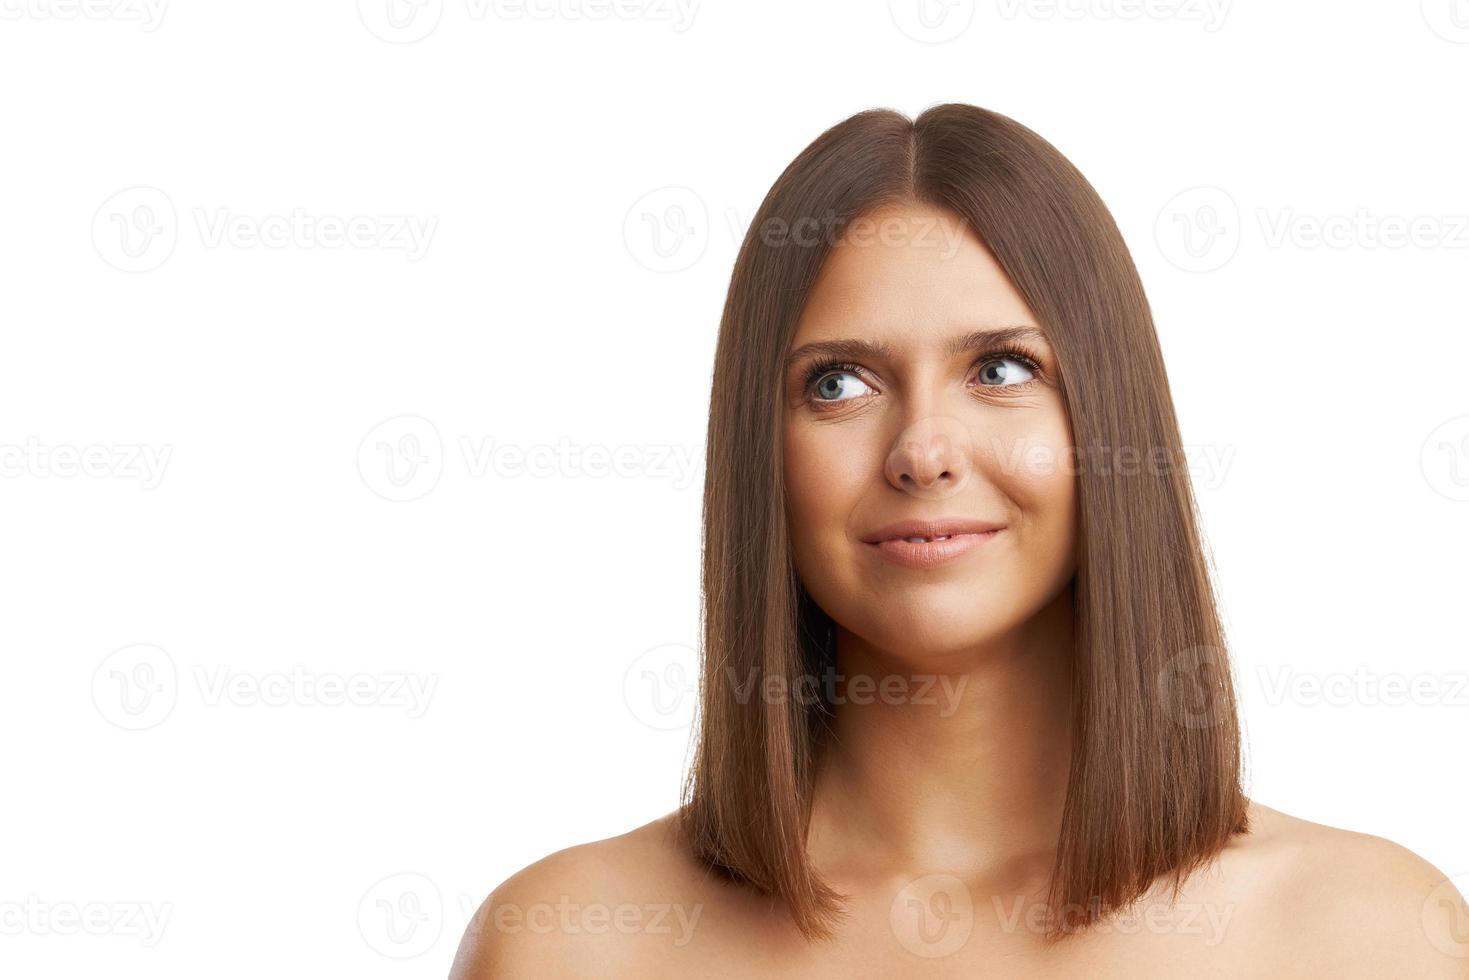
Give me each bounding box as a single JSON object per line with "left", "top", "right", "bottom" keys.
{"left": 792, "top": 202, "right": 1038, "bottom": 346}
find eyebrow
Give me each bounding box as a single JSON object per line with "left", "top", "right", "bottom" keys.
{"left": 784, "top": 325, "right": 1050, "bottom": 368}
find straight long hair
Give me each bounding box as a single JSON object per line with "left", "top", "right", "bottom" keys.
{"left": 678, "top": 102, "right": 1249, "bottom": 944}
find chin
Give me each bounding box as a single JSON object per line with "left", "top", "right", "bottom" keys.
{"left": 848, "top": 601, "right": 1023, "bottom": 663}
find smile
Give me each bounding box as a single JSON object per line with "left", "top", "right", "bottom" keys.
{"left": 863, "top": 529, "right": 1003, "bottom": 568}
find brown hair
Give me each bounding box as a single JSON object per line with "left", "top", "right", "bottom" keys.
{"left": 678, "top": 102, "right": 1249, "bottom": 944}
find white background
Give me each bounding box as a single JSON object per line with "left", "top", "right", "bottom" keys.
{"left": 2, "top": 1, "right": 1466, "bottom": 976}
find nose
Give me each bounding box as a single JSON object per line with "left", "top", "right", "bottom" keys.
{"left": 883, "top": 415, "right": 973, "bottom": 499}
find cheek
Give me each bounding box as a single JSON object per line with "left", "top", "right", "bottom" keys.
{"left": 985, "top": 411, "right": 1078, "bottom": 574}
{"left": 782, "top": 421, "right": 876, "bottom": 564}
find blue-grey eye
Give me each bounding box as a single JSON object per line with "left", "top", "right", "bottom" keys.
{"left": 977, "top": 356, "right": 1036, "bottom": 387}
{"left": 813, "top": 370, "right": 874, "bottom": 402}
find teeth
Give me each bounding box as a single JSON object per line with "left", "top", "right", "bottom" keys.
{"left": 901, "top": 535, "right": 951, "bottom": 543}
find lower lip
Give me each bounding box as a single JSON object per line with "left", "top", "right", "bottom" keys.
{"left": 864, "top": 530, "right": 1003, "bottom": 569}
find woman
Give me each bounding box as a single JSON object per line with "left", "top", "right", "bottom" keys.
{"left": 451, "top": 103, "right": 1469, "bottom": 978}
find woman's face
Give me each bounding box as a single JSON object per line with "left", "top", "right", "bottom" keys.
{"left": 782, "top": 201, "right": 1078, "bottom": 663}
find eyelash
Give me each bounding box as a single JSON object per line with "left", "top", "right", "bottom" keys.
{"left": 801, "top": 345, "right": 1046, "bottom": 405}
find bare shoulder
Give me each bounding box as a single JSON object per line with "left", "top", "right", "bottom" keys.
{"left": 447, "top": 810, "right": 719, "bottom": 980}
{"left": 1226, "top": 799, "right": 1469, "bottom": 978}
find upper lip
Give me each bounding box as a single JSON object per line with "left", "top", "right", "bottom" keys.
{"left": 861, "top": 517, "right": 1006, "bottom": 544}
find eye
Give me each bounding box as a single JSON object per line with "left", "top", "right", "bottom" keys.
{"left": 807, "top": 363, "right": 875, "bottom": 403}
{"left": 975, "top": 354, "right": 1036, "bottom": 387}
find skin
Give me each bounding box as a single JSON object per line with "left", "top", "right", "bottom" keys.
{"left": 450, "top": 202, "right": 1469, "bottom": 979}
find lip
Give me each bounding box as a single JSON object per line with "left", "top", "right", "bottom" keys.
{"left": 860, "top": 517, "right": 1006, "bottom": 569}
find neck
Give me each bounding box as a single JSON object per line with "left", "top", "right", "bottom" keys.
{"left": 807, "top": 586, "right": 1076, "bottom": 888}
